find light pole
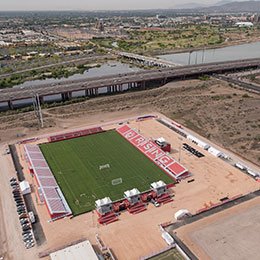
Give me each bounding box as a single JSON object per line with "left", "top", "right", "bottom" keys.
{"left": 188, "top": 51, "right": 192, "bottom": 65}
{"left": 29, "top": 85, "right": 44, "bottom": 128}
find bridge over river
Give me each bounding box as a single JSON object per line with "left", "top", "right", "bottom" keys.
{"left": 0, "top": 58, "right": 259, "bottom": 110}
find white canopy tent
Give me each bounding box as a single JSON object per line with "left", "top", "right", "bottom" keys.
{"left": 19, "top": 181, "right": 31, "bottom": 195}
{"left": 174, "top": 209, "right": 190, "bottom": 220}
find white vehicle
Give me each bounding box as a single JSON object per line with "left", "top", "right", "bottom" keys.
{"left": 151, "top": 199, "right": 160, "bottom": 207}
{"left": 28, "top": 211, "right": 35, "bottom": 224}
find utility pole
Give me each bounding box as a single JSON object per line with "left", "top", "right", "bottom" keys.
{"left": 36, "top": 93, "right": 44, "bottom": 128}
{"left": 188, "top": 51, "right": 192, "bottom": 65}
{"left": 30, "top": 86, "right": 44, "bottom": 128}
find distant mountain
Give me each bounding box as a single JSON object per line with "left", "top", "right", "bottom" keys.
{"left": 203, "top": 1, "right": 260, "bottom": 12}
{"left": 214, "top": 0, "right": 236, "bottom": 6}
{"left": 173, "top": 0, "right": 260, "bottom": 13}
{"left": 174, "top": 2, "right": 207, "bottom": 9}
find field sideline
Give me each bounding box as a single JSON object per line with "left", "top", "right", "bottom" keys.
{"left": 40, "top": 130, "right": 174, "bottom": 215}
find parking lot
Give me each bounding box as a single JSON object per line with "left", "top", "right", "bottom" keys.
{"left": 9, "top": 177, "right": 35, "bottom": 249}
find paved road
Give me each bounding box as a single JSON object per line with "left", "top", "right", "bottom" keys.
{"left": 214, "top": 74, "right": 260, "bottom": 93}
{"left": 0, "top": 58, "right": 259, "bottom": 103}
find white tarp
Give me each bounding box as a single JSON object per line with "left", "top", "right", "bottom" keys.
{"left": 19, "top": 181, "right": 31, "bottom": 195}
{"left": 187, "top": 135, "right": 210, "bottom": 150}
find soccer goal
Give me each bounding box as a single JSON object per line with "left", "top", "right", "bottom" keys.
{"left": 99, "top": 164, "right": 110, "bottom": 170}
{"left": 112, "top": 178, "right": 122, "bottom": 186}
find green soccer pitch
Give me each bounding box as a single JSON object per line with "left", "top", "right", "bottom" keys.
{"left": 40, "top": 130, "right": 174, "bottom": 215}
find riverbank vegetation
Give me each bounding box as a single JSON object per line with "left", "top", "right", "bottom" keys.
{"left": 92, "top": 24, "right": 260, "bottom": 55}
{"left": 0, "top": 63, "right": 101, "bottom": 89}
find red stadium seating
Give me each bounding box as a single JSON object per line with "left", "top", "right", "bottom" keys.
{"left": 116, "top": 125, "right": 189, "bottom": 180}
{"left": 24, "top": 145, "right": 72, "bottom": 220}
{"left": 48, "top": 127, "right": 104, "bottom": 142}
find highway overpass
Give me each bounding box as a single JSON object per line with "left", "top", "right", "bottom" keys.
{"left": 0, "top": 58, "right": 259, "bottom": 110}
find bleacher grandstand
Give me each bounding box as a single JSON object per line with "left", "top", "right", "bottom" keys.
{"left": 48, "top": 127, "right": 103, "bottom": 143}
{"left": 24, "top": 145, "right": 72, "bottom": 220}
{"left": 116, "top": 125, "right": 189, "bottom": 180}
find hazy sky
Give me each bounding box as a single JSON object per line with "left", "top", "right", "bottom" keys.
{"left": 0, "top": 0, "right": 217, "bottom": 11}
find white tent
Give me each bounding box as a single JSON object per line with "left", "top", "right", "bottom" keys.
{"left": 187, "top": 135, "right": 210, "bottom": 150}
{"left": 19, "top": 181, "right": 31, "bottom": 195}
{"left": 208, "top": 147, "right": 223, "bottom": 158}
{"left": 174, "top": 209, "right": 190, "bottom": 220}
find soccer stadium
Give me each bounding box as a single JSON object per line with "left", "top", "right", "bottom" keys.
{"left": 24, "top": 121, "right": 188, "bottom": 222}
{"left": 14, "top": 114, "right": 259, "bottom": 259}
{"left": 39, "top": 130, "right": 174, "bottom": 215}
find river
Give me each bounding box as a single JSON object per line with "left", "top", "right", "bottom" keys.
{"left": 13, "top": 61, "right": 141, "bottom": 89}
{"left": 0, "top": 61, "right": 141, "bottom": 109}
{"left": 158, "top": 41, "right": 260, "bottom": 65}
{"left": 2, "top": 42, "right": 260, "bottom": 110}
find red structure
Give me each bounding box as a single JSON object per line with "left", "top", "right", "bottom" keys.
{"left": 96, "top": 186, "right": 174, "bottom": 225}
{"left": 96, "top": 211, "right": 118, "bottom": 225}
{"left": 24, "top": 145, "right": 72, "bottom": 220}
{"left": 48, "top": 127, "right": 103, "bottom": 143}
{"left": 116, "top": 125, "right": 189, "bottom": 180}
{"left": 154, "top": 138, "right": 171, "bottom": 153}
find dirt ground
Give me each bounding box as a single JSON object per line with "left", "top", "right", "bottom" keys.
{"left": 175, "top": 197, "right": 260, "bottom": 260}
{"left": 0, "top": 78, "right": 259, "bottom": 166}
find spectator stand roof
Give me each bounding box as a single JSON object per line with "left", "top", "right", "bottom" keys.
{"left": 124, "top": 188, "right": 141, "bottom": 198}
{"left": 24, "top": 145, "right": 72, "bottom": 218}
{"left": 95, "top": 197, "right": 112, "bottom": 207}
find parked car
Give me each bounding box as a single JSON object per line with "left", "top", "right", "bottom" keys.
{"left": 151, "top": 199, "right": 160, "bottom": 207}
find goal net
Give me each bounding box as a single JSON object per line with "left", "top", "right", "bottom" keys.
{"left": 112, "top": 178, "right": 122, "bottom": 186}
{"left": 99, "top": 164, "right": 110, "bottom": 170}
